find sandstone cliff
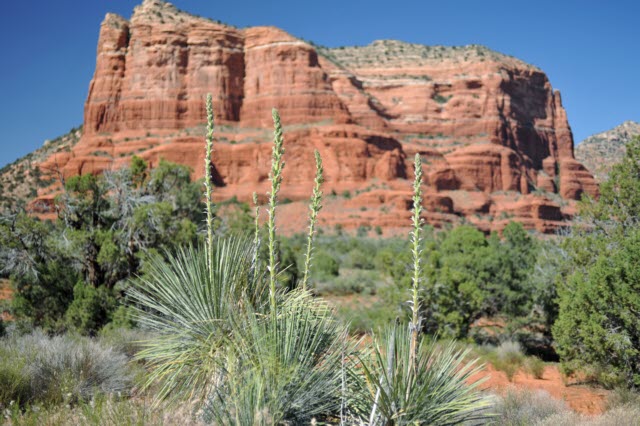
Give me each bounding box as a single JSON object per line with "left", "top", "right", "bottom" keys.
{"left": 33, "top": 0, "right": 598, "bottom": 234}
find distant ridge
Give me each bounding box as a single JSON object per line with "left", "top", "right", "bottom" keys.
{"left": 575, "top": 121, "right": 640, "bottom": 182}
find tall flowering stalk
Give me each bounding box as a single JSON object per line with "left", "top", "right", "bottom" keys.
{"left": 252, "top": 191, "right": 261, "bottom": 269}
{"left": 267, "top": 108, "right": 285, "bottom": 312}
{"left": 409, "top": 152, "right": 424, "bottom": 374}
{"left": 204, "top": 94, "right": 215, "bottom": 272}
{"left": 301, "top": 150, "right": 324, "bottom": 291}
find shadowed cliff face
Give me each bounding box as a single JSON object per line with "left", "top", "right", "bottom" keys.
{"left": 33, "top": 0, "right": 598, "bottom": 234}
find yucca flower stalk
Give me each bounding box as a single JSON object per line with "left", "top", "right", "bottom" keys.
{"left": 251, "top": 191, "right": 260, "bottom": 269}
{"left": 409, "top": 152, "right": 424, "bottom": 374}
{"left": 353, "top": 152, "right": 491, "bottom": 424}
{"left": 267, "top": 108, "right": 285, "bottom": 312}
{"left": 204, "top": 93, "right": 215, "bottom": 269}
{"left": 301, "top": 150, "right": 324, "bottom": 291}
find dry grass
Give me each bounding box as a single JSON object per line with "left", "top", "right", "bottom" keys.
{"left": 4, "top": 395, "right": 205, "bottom": 426}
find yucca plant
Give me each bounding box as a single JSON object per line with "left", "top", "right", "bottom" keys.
{"left": 204, "top": 290, "right": 356, "bottom": 425}
{"left": 357, "top": 325, "right": 490, "bottom": 425}
{"left": 129, "top": 99, "right": 355, "bottom": 423}
{"left": 128, "top": 239, "right": 269, "bottom": 403}
{"left": 199, "top": 110, "right": 357, "bottom": 424}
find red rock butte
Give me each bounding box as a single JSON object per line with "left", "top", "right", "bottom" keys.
{"left": 35, "top": 0, "right": 598, "bottom": 234}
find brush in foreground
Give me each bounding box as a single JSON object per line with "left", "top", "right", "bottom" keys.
{"left": 356, "top": 324, "right": 491, "bottom": 424}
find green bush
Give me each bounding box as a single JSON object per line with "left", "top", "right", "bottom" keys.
{"left": 311, "top": 249, "right": 340, "bottom": 279}
{"left": 553, "top": 137, "right": 640, "bottom": 388}
{"left": 337, "top": 298, "right": 401, "bottom": 335}
{"left": 0, "top": 345, "right": 31, "bottom": 406}
{"left": 314, "top": 270, "right": 379, "bottom": 296}
{"left": 3, "top": 393, "right": 201, "bottom": 425}
{"left": 421, "top": 223, "right": 538, "bottom": 339}
{"left": 0, "top": 157, "right": 204, "bottom": 334}
{"left": 65, "top": 281, "right": 117, "bottom": 335}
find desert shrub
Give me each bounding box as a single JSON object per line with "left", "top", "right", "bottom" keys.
{"left": 589, "top": 405, "right": 640, "bottom": 425}
{"left": 526, "top": 356, "right": 546, "bottom": 379}
{"left": 311, "top": 249, "right": 340, "bottom": 279}
{"left": 64, "top": 281, "right": 117, "bottom": 335}
{"left": 493, "top": 388, "right": 570, "bottom": 425}
{"left": 421, "top": 223, "right": 538, "bottom": 340}
{"left": 481, "top": 341, "right": 525, "bottom": 382}
{"left": 4, "top": 394, "right": 204, "bottom": 425}
{"left": 538, "top": 403, "right": 640, "bottom": 425}
{"left": 337, "top": 299, "right": 401, "bottom": 335}
{"left": 554, "top": 137, "right": 640, "bottom": 388}
{"left": 0, "top": 331, "right": 131, "bottom": 408}
{"left": 0, "top": 345, "right": 31, "bottom": 407}
{"left": 344, "top": 248, "right": 375, "bottom": 270}
{"left": 98, "top": 326, "right": 153, "bottom": 359}
{"left": 605, "top": 386, "right": 640, "bottom": 410}
{"left": 314, "top": 270, "right": 379, "bottom": 296}
{"left": 0, "top": 157, "right": 204, "bottom": 334}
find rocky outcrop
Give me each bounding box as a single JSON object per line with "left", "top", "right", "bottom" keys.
{"left": 575, "top": 120, "right": 640, "bottom": 182}
{"left": 32, "top": 0, "right": 598, "bottom": 234}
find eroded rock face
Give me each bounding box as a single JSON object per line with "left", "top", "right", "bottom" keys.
{"left": 575, "top": 120, "right": 640, "bottom": 182}
{"left": 36, "top": 0, "right": 598, "bottom": 234}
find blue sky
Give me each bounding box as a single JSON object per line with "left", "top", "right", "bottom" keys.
{"left": 1, "top": 0, "right": 638, "bottom": 167}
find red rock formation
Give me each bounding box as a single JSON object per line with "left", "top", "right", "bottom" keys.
{"left": 35, "top": 0, "right": 598, "bottom": 234}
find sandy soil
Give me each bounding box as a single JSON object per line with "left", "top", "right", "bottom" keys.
{"left": 474, "top": 363, "right": 609, "bottom": 415}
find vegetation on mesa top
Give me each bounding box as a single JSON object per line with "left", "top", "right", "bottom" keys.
{"left": 318, "top": 39, "right": 538, "bottom": 70}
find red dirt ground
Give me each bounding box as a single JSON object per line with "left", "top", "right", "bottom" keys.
{"left": 474, "top": 363, "right": 609, "bottom": 415}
